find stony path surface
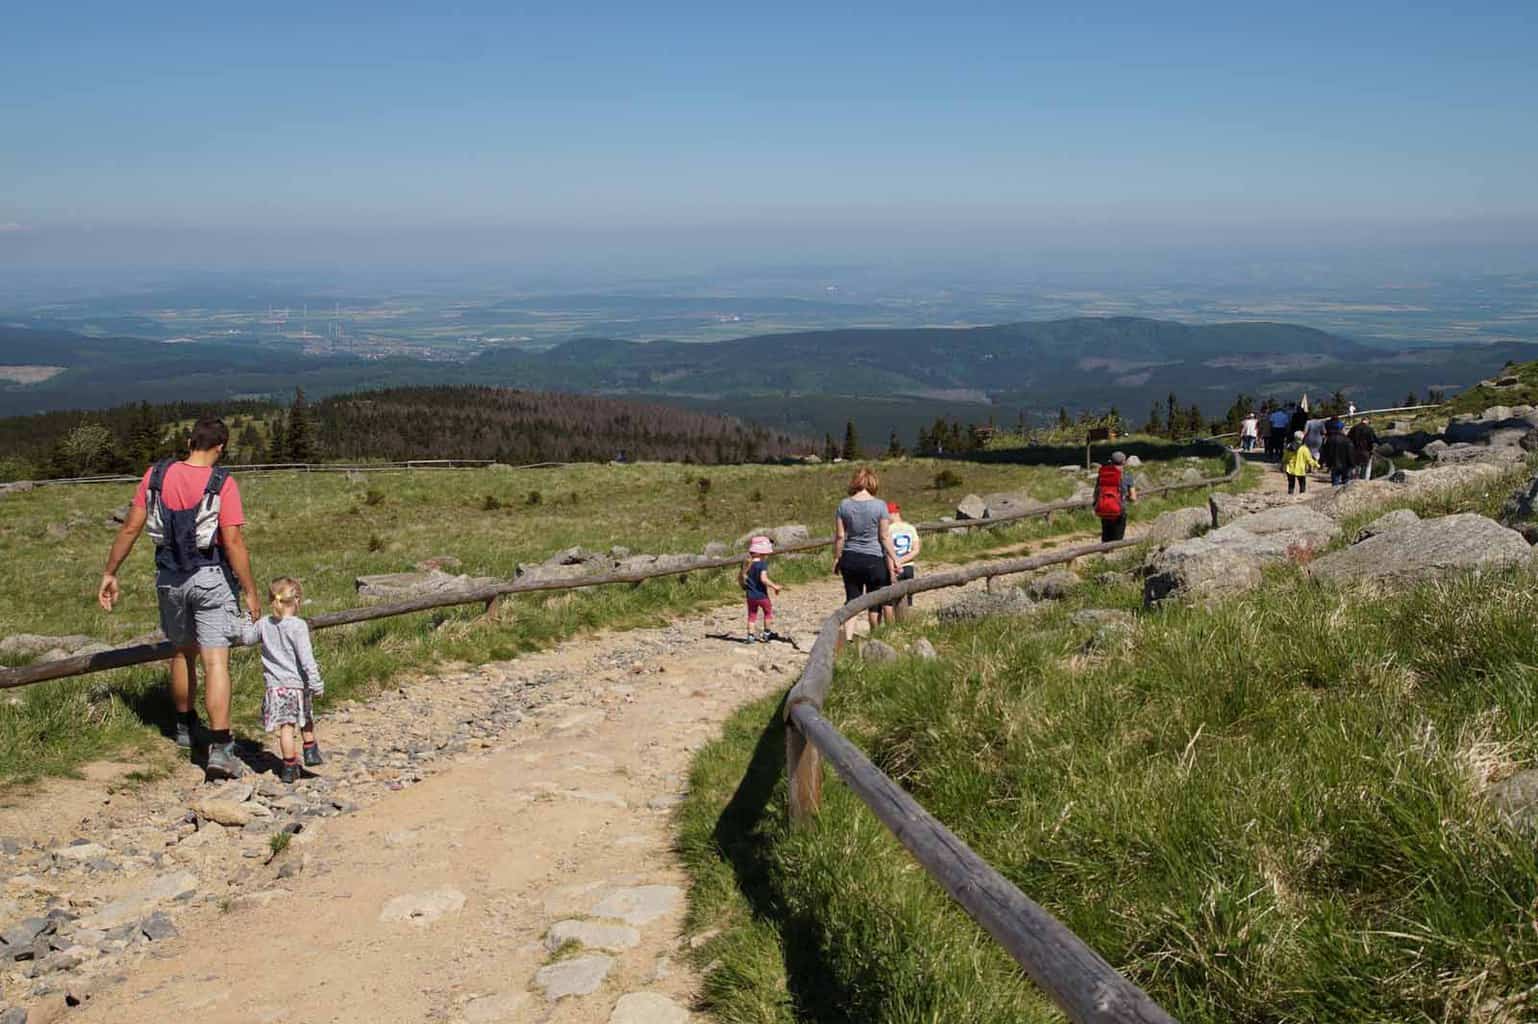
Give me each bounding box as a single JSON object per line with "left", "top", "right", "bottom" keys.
{"left": 0, "top": 567, "right": 869, "bottom": 1024}
{"left": 1, "top": 460, "right": 1284, "bottom": 1024}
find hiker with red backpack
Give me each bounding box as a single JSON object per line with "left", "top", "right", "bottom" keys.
{"left": 98, "top": 418, "right": 261, "bottom": 782}
{"left": 1094, "top": 451, "right": 1137, "bottom": 542}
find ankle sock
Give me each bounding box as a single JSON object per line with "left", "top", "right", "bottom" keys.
{"left": 303, "top": 741, "right": 318, "bottom": 750}
{"left": 179, "top": 710, "right": 198, "bottom": 727}
{"left": 209, "top": 729, "right": 232, "bottom": 745}
{"left": 284, "top": 756, "right": 300, "bottom": 766}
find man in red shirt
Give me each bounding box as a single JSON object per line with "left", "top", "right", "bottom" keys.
{"left": 98, "top": 418, "right": 261, "bottom": 781}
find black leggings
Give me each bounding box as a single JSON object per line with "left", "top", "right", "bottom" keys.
{"left": 838, "top": 551, "right": 891, "bottom": 602}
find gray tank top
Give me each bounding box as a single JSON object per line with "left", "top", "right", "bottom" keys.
{"left": 838, "top": 497, "right": 888, "bottom": 557}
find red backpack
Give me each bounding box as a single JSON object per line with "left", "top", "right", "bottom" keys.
{"left": 1093, "top": 464, "right": 1123, "bottom": 519}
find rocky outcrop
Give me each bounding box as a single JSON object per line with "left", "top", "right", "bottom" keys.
{"left": 1143, "top": 533, "right": 1267, "bottom": 605}
{"left": 1145, "top": 506, "right": 1340, "bottom": 605}
{"left": 1209, "top": 490, "right": 1293, "bottom": 527}
{"left": 356, "top": 570, "right": 499, "bottom": 601}
{"left": 0, "top": 634, "right": 115, "bottom": 664}
{"left": 1309, "top": 513, "right": 1534, "bottom": 584}
{"left": 732, "top": 524, "right": 811, "bottom": 550}
{"left": 1354, "top": 509, "right": 1420, "bottom": 543}
{"left": 1306, "top": 463, "right": 1507, "bottom": 522}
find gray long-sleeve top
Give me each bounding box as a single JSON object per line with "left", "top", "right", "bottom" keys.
{"left": 240, "top": 615, "right": 324, "bottom": 694}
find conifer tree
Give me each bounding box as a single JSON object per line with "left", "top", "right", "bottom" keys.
{"left": 841, "top": 420, "right": 860, "bottom": 461}
{"left": 267, "top": 415, "right": 288, "bottom": 464}
{"left": 823, "top": 433, "right": 839, "bottom": 462}
{"left": 887, "top": 431, "right": 905, "bottom": 457}
{"left": 286, "top": 388, "right": 316, "bottom": 463}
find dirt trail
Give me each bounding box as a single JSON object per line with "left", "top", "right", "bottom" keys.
{"left": 1, "top": 468, "right": 1285, "bottom": 1024}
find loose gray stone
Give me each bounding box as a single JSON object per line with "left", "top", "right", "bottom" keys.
{"left": 910, "top": 638, "right": 938, "bottom": 660}
{"left": 533, "top": 954, "right": 614, "bottom": 1000}
{"left": 1, "top": 918, "right": 50, "bottom": 951}
{"left": 701, "top": 541, "right": 730, "bottom": 559}
{"left": 732, "top": 524, "right": 811, "bottom": 550}
{"left": 544, "top": 919, "right": 641, "bottom": 953}
{"left": 608, "top": 992, "right": 690, "bottom": 1024}
{"left": 140, "top": 912, "right": 177, "bottom": 942}
{"left": 860, "top": 640, "right": 899, "bottom": 663}
{"left": 1354, "top": 508, "right": 1420, "bottom": 544}
{"left": 0, "top": 1006, "right": 26, "bottom": 1024}
{"left": 378, "top": 887, "right": 466, "bottom": 925}
{"left": 1310, "top": 513, "right": 1535, "bottom": 584}
{"left": 77, "top": 872, "right": 196, "bottom": 930}
{"left": 461, "top": 992, "right": 531, "bottom": 1023}
{"left": 590, "top": 885, "right": 681, "bottom": 926}
{"left": 50, "top": 843, "right": 109, "bottom": 863}
{"left": 0, "top": 635, "right": 100, "bottom": 659}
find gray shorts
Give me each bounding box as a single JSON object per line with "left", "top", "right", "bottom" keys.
{"left": 156, "top": 567, "right": 239, "bottom": 649}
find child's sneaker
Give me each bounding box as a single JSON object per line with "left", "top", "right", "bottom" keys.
{"left": 758, "top": 632, "right": 772, "bottom": 643}
{"left": 302, "top": 743, "right": 324, "bottom": 767}
{"left": 278, "top": 761, "right": 302, "bottom": 784}
{"left": 745, "top": 633, "right": 757, "bottom": 644}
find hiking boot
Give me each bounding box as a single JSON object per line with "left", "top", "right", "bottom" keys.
{"left": 173, "top": 717, "right": 200, "bottom": 749}
{"left": 278, "top": 762, "right": 302, "bottom": 784}
{"left": 204, "top": 741, "right": 247, "bottom": 782}
{"left": 302, "top": 744, "right": 324, "bottom": 767}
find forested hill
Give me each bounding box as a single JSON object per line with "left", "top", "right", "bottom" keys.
{"left": 0, "top": 387, "right": 810, "bottom": 479}
{"left": 467, "top": 317, "right": 1371, "bottom": 396}
{"left": 311, "top": 387, "right": 806, "bottom": 464}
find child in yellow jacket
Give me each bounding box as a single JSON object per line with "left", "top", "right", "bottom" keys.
{"left": 1284, "top": 430, "right": 1320, "bottom": 494}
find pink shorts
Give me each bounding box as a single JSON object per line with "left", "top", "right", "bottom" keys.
{"left": 746, "top": 597, "right": 773, "bottom": 619}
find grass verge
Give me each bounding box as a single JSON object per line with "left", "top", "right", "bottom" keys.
{"left": 0, "top": 448, "right": 1234, "bottom": 786}
{"left": 679, "top": 554, "right": 1538, "bottom": 1022}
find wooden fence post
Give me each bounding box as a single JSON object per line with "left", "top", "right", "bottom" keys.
{"left": 786, "top": 721, "right": 823, "bottom": 821}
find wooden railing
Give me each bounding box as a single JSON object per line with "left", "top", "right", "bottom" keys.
{"left": 0, "top": 448, "right": 1240, "bottom": 698}
{"left": 773, "top": 449, "right": 1246, "bottom": 1023}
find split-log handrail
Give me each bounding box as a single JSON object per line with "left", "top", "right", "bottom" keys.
{"left": 777, "top": 522, "right": 1229, "bottom": 1021}
{"left": 0, "top": 447, "right": 1239, "bottom": 691}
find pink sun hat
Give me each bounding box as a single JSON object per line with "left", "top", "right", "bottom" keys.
{"left": 748, "top": 535, "right": 774, "bottom": 555}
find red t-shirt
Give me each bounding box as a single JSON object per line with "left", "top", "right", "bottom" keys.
{"left": 132, "top": 462, "right": 246, "bottom": 527}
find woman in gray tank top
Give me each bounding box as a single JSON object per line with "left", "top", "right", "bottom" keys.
{"left": 833, "top": 466, "right": 901, "bottom": 643}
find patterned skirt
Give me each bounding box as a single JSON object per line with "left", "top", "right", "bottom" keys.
{"left": 262, "top": 686, "right": 314, "bottom": 732}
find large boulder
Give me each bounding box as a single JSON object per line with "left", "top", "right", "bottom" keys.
{"left": 1428, "top": 442, "right": 1525, "bottom": 466}
{"left": 937, "top": 587, "right": 1036, "bottom": 622}
{"left": 1024, "top": 569, "right": 1079, "bottom": 601}
{"left": 356, "top": 570, "right": 498, "bottom": 600}
{"left": 1444, "top": 408, "right": 1538, "bottom": 445}
{"left": 981, "top": 491, "right": 1045, "bottom": 519}
{"left": 1309, "top": 513, "right": 1534, "bottom": 584}
{"left": 954, "top": 494, "right": 988, "bottom": 521}
{"left": 1211, "top": 506, "right": 1341, "bottom": 553}
{"left": 1307, "top": 463, "right": 1509, "bottom": 522}
{"left": 1209, "top": 491, "right": 1290, "bottom": 527}
{"left": 1143, "top": 531, "right": 1268, "bottom": 605}
{"left": 1354, "top": 508, "right": 1420, "bottom": 544}
{"left": 1143, "top": 506, "right": 1210, "bottom": 544}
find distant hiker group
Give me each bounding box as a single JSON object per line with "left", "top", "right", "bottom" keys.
{"left": 99, "top": 418, "right": 326, "bottom": 784}
{"left": 1249, "top": 402, "right": 1379, "bottom": 493}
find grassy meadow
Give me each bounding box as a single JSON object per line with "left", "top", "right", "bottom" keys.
{"left": 679, "top": 463, "right": 1538, "bottom": 1023}
{"left": 0, "top": 446, "right": 1233, "bottom": 784}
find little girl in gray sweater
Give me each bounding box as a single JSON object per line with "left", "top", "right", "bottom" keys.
{"left": 241, "top": 577, "right": 324, "bottom": 783}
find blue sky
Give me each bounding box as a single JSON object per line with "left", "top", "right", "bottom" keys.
{"left": 3, "top": 1, "right": 1536, "bottom": 265}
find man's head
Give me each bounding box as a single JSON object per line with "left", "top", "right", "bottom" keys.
{"left": 1111, "top": 451, "right": 1127, "bottom": 466}
{"left": 188, "top": 417, "right": 229, "bottom": 455}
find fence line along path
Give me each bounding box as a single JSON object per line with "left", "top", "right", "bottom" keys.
{"left": 0, "top": 447, "right": 1239, "bottom": 691}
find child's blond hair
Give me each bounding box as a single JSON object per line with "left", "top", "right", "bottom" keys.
{"left": 268, "top": 577, "right": 303, "bottom": 617}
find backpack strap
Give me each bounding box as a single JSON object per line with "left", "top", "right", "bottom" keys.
{"left": 202, "top": 466, "right": 230, "bottom": 506}
{"left": 147, "top": 458, "right": 174, "bottom": 497}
